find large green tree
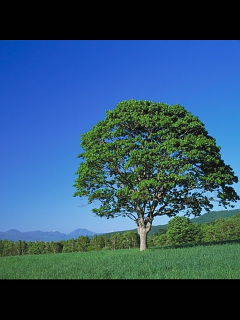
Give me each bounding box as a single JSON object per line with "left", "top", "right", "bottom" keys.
{"left": 73, "top": 100, "right": 239, "bottom": 251}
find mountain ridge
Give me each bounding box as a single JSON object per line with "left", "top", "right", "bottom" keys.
{"left": 0, "top": 228, "right": 102, "bottom": 242}
{"left": 1, "top": 208, "right": 240, "bottom": 242}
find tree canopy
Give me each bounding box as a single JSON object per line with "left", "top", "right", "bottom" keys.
{"left": 73, "top": 100, "right": 239, "bottom": 250}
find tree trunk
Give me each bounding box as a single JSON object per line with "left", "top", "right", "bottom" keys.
{"left": 138, "top": 225, "right": 149, "bottom": 251}
{"left": 136, "top": 208, "right": 153, "bottom": 251}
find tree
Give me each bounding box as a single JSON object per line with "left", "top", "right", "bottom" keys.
{"left": 166, "top": 216, "right": 202, "bottom": 245}
{"left": 75, "top": 236, "right": 91, "bottom": 252}
{"left": 15, "top": 240, "right": 28, "bottom": 255}
{"left": 49, "top": 241, "right": 63, "bottom": 253}
{"left": 89, "top": 234, "right": 106, "bottom": 251}
{"left": 62, "top": 239, "right": 76, "bottom": 253}
{"left": 109, "top": 233, "right": 123, "bottom": 250}
{"left": 123, "top": 231, "right": 140, "bottom": 249}
{"left": 73, "top": 100, "right": 239, "bottom": 251}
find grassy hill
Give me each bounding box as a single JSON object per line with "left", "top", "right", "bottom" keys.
{"left": 190, "top": 208, "right": 240, "bottom": 224}
{"left": 106, "top": 208, "right": 240, "bottom": 237}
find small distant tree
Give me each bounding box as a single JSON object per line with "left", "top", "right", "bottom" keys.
{"left": 123, "top": 231, "right": 140, "bottom": 249}
{"left": 108, "top": 233, "right": 123, "bottom": 250}
{"left": 166, "top": 216, "right": 202, "bottom": 245}
{"left": 73, "top": 100, "right": 239, "bottom": 251}
{"left": 15, "top": 240, "right": 28, "bottom": 255}
{"left": 89, "top": 234, "right": 106, "bottom": 251}
{"left": 75, "top": 236, "right": 90, "bottom": 252}
{"left": 49, "top": 241, "right": 63, "bottom": 253}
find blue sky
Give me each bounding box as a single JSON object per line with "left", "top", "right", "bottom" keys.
{"left": 1, "top": 40, "right": 240, "bottom": 234}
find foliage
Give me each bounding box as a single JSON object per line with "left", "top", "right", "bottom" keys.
{"left": 73, "top": 99, "right": 239, "bottom": 250}
{"left": 201, "top": 214, "right": 240, "bottom": 243}
{"left": 166, "top": 216, "right": 202, "bottom": 245}
{"left": 150, "top": 213, "right": 240, "bottom": 247}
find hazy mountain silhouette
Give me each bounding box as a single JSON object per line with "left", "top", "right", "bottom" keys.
{"left": 0, "top": 228, "right": 101, "bottom": 242}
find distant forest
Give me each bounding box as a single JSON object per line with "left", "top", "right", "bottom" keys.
{"left": 1, "top": 209, "right": 240, "bottom": 257}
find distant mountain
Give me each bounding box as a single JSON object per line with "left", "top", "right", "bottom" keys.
{"left": 2, "top": 208, "right": 240, "bottom": 242}
{"left": 0, "top": 228, "right": 101, "bottom": 242}
{"left": 66, "top": 228, "right": 98, "bottom": 239}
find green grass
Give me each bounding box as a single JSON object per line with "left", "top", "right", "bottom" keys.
{"left": 1, "top": 241, "right": 240, "bottom": 279}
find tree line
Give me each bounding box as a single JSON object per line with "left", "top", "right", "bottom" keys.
{"left": 2, "top": 214, "right": 240, "bottom": 257}
{"left": 0, "top": 231, "right": 139, "bottom": 257}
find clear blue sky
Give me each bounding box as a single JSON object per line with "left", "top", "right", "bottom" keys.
{"left": 1, "top": 40, "right": 240, "bottom": 234}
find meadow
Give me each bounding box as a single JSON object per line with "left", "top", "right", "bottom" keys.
{"left": 1, "top": 241, "right": 240, "bottom": 279}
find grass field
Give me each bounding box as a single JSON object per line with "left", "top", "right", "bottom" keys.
{"left": 1, "top": 241, "right": 240, "bottom": 279}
